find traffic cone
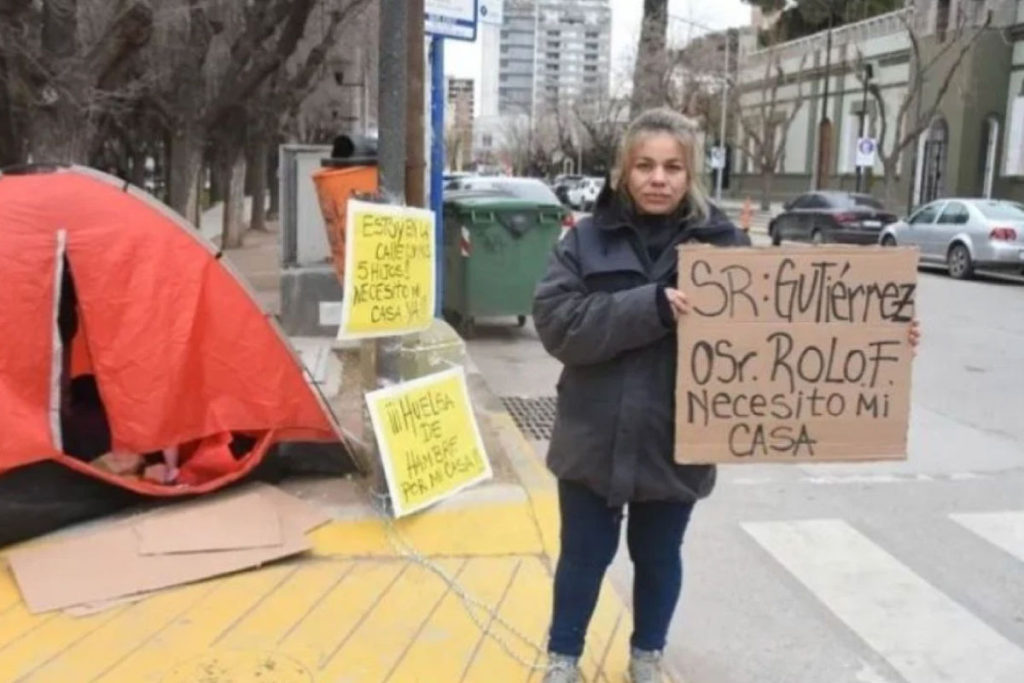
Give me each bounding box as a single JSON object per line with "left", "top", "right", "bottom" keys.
{"left": 739, "top": 197, "right": 753, "bottom": 232}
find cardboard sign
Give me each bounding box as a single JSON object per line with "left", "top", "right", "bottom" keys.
{"left": 339, "top": 200, "right": 435, "bottom": 339}
{"left": 366, "top": 368, "right": 492, "bottom": 517}
{"left": 675, "top": 246, "right": 918, "bottom": 464}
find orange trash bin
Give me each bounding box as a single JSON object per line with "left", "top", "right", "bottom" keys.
{"left": 312, "top": 163, "right": 379, "bottom": 282}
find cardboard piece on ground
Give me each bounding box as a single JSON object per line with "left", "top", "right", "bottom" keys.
{"left": 7, "top": 486, "right": 327, "bottom": 614}
{"left": 134, "top": 490, "right": 283, "bottom": 555}
{"left": 675, "top": 246, "right": 917, "bottom": 464}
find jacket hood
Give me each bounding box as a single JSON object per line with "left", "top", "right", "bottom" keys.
{"left": 589, "top": 174, "right": 740, "bottom": 247}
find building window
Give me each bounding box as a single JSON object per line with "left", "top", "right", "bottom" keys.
{"left": 482, "top": 134, "right": 493, "bottom": 147}
{"left": 546, "top": 63, "right": 560, "bottom": 71}
{"left": 585, "top": 42, "right": 599, "bottom": 51}
{"left": 548, "top": 41, "right": 561, "bottom": 49}
{"left": 500, "top": 74, "right": 508, "bottom": 82}
{"left": 500, "top": 59, "right": 509, "bottom": 67}
{"left": 501, "top": 46, "right": 509, "bottom": 53}
{"left": 585, "top": 53, "right": 597, "bottom": 61}
{"left": 547, "top": 29, "right": 560, "bottom": 37}
{"left": 546, "top": 52, "right": 558, "bottom": 59}
{"left": 584, "top": 65, "right": 597, "bottom": 72}
{"left": 585, "top": 31, "right": 599, "bottom": 39}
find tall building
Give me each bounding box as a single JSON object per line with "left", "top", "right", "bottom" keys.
{"left": 447, "top": 78, "right": 475, "bottom": 170}
{"left": 496, "top": 0, "right": 612, "bottom": 117}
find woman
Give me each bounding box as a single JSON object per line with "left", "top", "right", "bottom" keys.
{"left": 532, "top": 108, "right": 919, "bottom": 682}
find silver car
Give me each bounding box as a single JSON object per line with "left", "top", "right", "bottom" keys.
{"left": 879, "top": 198, "right": 1024, "bottom": 279}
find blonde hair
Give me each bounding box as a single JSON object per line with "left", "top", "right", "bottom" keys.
{"left": 610, "top": 107, "right": 710, "bottom": 223}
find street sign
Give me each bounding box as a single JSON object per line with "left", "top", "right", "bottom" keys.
{"left": 710, "top": 146, "right": 726, "bottom": 170}
{"left": 425, "top": 0, "right": 478, "bottom": 41}
{"left": 478, "top": 0, "right": 504, "bottom": 25}
{"left": 856, "top": 137, "right": 877, "bottom": 168}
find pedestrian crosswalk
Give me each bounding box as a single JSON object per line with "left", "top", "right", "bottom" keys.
{"left": 740, "top": 513, "right": 1024, "bottom": 683}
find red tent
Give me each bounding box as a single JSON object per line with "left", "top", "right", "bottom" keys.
{"left": 0, "top": 165, "right": 351, "bottom": 496}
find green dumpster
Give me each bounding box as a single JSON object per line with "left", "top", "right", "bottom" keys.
{"left": 442, "top": 191, "right": 564, "bottom": 337}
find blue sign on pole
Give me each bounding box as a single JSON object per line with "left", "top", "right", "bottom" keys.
{"left": 430, "top": 37, "right": 446, "bottom": 317}
{"left": 425, "top": 0, "right": 478, "bottom": 42}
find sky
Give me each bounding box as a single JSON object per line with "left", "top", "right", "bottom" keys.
{"left": 444, "top": 0, "right": 753, "bottom": 100}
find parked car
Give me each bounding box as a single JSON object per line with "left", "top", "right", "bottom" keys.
{"left": 443, "top": 171, "right": 476, "bottom": 190}
{"left": 879, "top": 198, "right": 1024, "bottom": 279}
{"left": 447, "top": 176, "right": 576, "bottom": 233}
{"left": 768, "top": 191, "right": 897, "bottom": 246}
{"left": 567, "top": 177, "right": 605, "bottom": 211}
{"left": 552, "top": 174, "right": 584, "bottom": 206}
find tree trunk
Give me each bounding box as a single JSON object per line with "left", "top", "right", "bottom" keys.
{"left": 881, "top": 158, "right": 900, "bottom": 211}
{"left": 129, "top": 145, "right": 147, "bottom": 187}
{"left": 221, "top": 147, "right": 247, "bottom": 248}
{"left": 28, "top": 101, "right": 90, "bottom": 164}
{"left": 167, "top": 123, "right": 204, "bottom": 221}
{"left": 759, "top": 164, "right": 774, "bottom": 211}
{"left": 0, "top": 46, "right": 23, "bottom": 166}
{"left": 208, "top": 146, "right": 227, "bottom": 205}
{"left": 631, "top": 0, "right": 669, "bottom": 118}
{"left": 267, "top": 141, "right": 281, "bottom": 220}
{"left": 249, "top": 136, "right": 269, "bottom": 231}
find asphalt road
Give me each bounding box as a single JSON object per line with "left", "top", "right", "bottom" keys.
{"left": 465, "top": 238, "right": 1024, "bottom": 683}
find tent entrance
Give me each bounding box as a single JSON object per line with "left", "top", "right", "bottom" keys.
{"left": 55, "top": 256, "right": 269, "bottom": 493}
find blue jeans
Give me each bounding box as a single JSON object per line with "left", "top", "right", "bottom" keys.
{"left": 548, "top": 479, "right": 695, "bottom": 658}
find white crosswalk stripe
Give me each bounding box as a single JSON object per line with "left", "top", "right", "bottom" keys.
{"left": 951, "top": 511, "right": 1024, "bottom": 564}
{"left": 742, "top": 518, "right": 1024, "bottom": 683}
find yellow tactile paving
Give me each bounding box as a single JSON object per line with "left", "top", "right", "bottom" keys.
{"left": 309, "top": 499, "right": 545, "bottom": 558}
{"left": 92, "top": 567, "right": 301, "bottom": 683}
{"left": 318, "top": 558, "right": 465, "bottom": 681}
{"left": 276, "top": 560, "right": 407, "bottom": 671}
{"left": 0, "top": 411, "right": 650, "bottom": 681}
{"left": 464, "top": 556, "right": 553, "bottom": 682}
{"left": 387, "top": 556, "right": 521, "bottom": 681}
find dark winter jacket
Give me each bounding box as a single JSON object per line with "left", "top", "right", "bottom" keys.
{"left": 532, "top": 188, "right": 750, "bottom": 506}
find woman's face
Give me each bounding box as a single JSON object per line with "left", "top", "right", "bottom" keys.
{"left": 625, "top": 133, "right": 689, "bottom": 215}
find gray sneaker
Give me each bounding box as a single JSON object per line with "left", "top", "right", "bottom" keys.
{"left": 628, "top": 647, "right": 664, "bottom": 683}
{"left": 542, "top": 653, "right": 580, "bottom": 683}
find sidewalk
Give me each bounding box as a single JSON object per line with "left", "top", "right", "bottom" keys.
{"left": 0, "top": 218, "right": 644, "bottom": 681}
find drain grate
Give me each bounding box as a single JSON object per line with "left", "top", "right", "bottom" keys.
{"left": 501, "top": 395, "right": 558, "bottom": 440}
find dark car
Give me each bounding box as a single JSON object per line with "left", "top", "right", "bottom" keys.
{"left": 769, "top": 191, "right": 897, "bottom": 246}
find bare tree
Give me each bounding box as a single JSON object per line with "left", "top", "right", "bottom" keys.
{"left": 855, "top": 8, "right": 991, "bottom": 208}
{"left": 573, "top": 97, "right": 630, "bottom": 174}
{"left": 232, "top": 0, "right": 372, "bottom": 241}
{"left": 631, "top": 0, "right": 669, "bottom": 117}
{"left": 737, "top": 48, "right": 810, "bottom": 209}
{"left": 0, "top": 0, "right": 154, "bottom": 165}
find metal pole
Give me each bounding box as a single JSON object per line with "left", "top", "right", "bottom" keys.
{"left": 406, "top": 0, "right": 426, "bottom": 208}
{"left": 361, "top": 0, "right": 408, "bottom": 496}
{"left": 856, "top": 65, "right": 870, "bottom": 193}
{"left": 715, "top": 33, "right": 729, "bottom": 202}
{"left": 430, "top": 36, "right": 445, "bottom": 317}
{"left": 817, "top": 15, "right": 833, "bottom": 190}
{"left": 379, "top": 0, "right": 408, "bottom": 201}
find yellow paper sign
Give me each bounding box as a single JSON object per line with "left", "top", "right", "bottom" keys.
{"left": 366, "top": 368, "right": 492, "bottom": 517}
{"left": 339, "top": 199, "right": 435, "bottom": 338}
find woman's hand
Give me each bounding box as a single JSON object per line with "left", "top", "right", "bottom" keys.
{"left": 908, "top": 318, "right": 921, "bottom": 355}
{"left": 664, "top": 288, "right": 691, "bottom": 321}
